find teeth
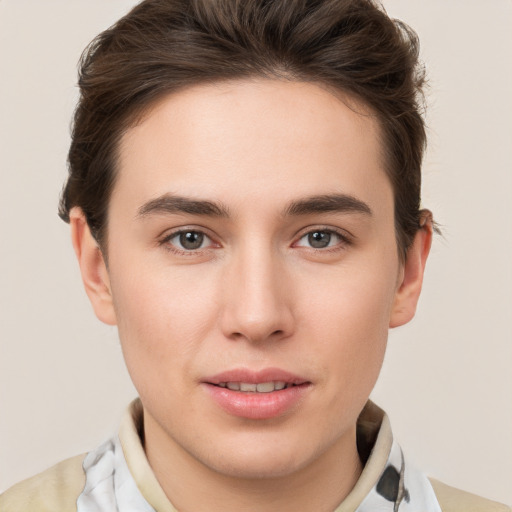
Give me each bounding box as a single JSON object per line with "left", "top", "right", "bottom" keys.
{"left": 256, "top": 382, "right": 274, "bottom": 393}
{"left": 220, "top": 381, "right": 293, "bottom": 392}
{"left": 240, "top": 382, "right": 257, "bottom": 392}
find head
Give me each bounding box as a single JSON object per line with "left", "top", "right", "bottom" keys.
{"left": 61, "top": 0, "right": 433, "bottom": 488}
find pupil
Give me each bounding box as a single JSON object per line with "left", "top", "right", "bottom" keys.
{"left": 308, "top": 231, "right": 330, "bottom": 248}
{"left": 180, "top": 231, "right": 204, "bottom": 250}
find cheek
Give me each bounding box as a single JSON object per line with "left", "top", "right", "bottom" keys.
{"left": 109, "top": 263, "right": 220, "bottom": 383}
{"left": 300, "top": 262, "right": 397, "bottom": 383}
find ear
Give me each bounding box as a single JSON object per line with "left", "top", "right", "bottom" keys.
{"left": 389, "top": 212, "right": 433, "bottom": 328}
{"left": 69, "top": 207, "right": 117, "bottom": 326}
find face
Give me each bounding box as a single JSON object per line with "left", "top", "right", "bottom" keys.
{"left": 75, "top": 79, "right": 427, "bottom": 480}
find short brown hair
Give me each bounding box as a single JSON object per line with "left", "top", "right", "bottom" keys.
{"left": 59, "top": 0, "right": 428, "bottom": 259}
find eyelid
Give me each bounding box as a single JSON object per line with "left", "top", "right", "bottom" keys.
{"left": 159, "top": 226, "right": 221, "bottom": 254}
{"left": 292, "top": 226, "right": 354, "bottom": 249}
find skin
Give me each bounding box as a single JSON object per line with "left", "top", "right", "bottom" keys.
{"left": 70, "top": 79, "right": 431, "bottom": 512}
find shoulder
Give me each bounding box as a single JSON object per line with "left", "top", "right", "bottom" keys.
{"left": 0, "top": 454, "right": 86, "bottom": 512}
{"left": 430, "top": 478, "right": 511, "bottom": 512}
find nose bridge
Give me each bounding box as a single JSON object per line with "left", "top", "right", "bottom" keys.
{"left": 220, "top": 235, "right": 293, "bottom": 342}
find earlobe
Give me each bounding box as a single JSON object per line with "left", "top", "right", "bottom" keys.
{"left": 389, "top": 213, "right": 433, "bottom": 328}
{"left": 69, "top": 207, "right": 117, "bottom": 326}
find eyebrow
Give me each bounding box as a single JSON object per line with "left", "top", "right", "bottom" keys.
{"left": 137, "top": 193, "right": 372, "bottom": 220}
{"left": 137, "top": 194, "right": 230, "bottom": 218}
{"left": 284, "top": 194, "right": 372, "bottom": 217}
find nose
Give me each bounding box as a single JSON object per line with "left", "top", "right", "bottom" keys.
{"left": 219, "top": 242, "right": 295, "bottom": 344}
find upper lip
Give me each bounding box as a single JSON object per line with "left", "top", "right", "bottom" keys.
{"left": 203, "top": 368, "right": 309, "bottom": 385}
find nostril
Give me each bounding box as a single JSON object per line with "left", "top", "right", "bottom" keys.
{"left": 228, "top": 328, "right": 287, "bottom": 343}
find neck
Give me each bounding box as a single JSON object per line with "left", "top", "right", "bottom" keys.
{"left": 144, "top": 412, "right": 363, "bottom": 512}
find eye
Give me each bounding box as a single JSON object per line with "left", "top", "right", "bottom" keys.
{"left": 165, "top": 230, "right": 213, "bottom": 251}
{"left": 295, "top": 229, "right": 346, "bottom": 249}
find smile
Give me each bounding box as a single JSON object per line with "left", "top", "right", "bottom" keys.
{"left": 216, "top": 381, "right": 294, "bottom": 392}
{"left": 203, "top": 368, "right": 311, "bottom": 419}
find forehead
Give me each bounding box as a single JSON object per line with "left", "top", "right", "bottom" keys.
{"left": 114, "top": 79, "right": 391, "bottom": 216}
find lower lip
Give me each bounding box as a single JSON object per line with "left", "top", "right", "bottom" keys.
{"left": 203, "top": 383, "right": 311, "bottom": 420}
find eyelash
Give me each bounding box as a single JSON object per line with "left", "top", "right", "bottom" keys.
{"left": 159, "top": 228, "right": 218, "bottom": 256}
{"left": 294, "top": 227, "right": 353, "bottom": 252}
{"left": 159, "top": 226, "right": 353, "bottom": 255}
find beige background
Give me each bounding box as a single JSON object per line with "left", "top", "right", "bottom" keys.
{"left": 1, "top": 0, "right": 511, "bottom": 505}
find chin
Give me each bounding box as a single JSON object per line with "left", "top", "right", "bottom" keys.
{"left": 209, "top": 455, "right": 306, "bottom": 480}
{"left": 199, "top": 435, "right": 317, "bottom": 480}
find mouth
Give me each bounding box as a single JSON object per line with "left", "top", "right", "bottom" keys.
{"left": 202, "top": 368, "right": 311, "bottom": 419}
{"left": 214, "top": 381, "right": 300, "bottom": 392}
{"left": 204, "top": 368, "right": 309, "bottom": 390}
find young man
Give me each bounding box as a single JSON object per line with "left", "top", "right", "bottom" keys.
{"left": 0, "top": 0, "right": 509, "bottom": 511}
